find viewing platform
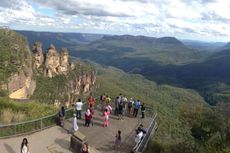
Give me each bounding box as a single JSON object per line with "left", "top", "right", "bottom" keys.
{"left": 0, "top": 109, "right": 155, "bottom": 153}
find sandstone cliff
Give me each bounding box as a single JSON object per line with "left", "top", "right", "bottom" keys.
{"left": 0, "top": 29, "right": 96, "bottom": 103}
{"left": 31, "top": 42, "right": 96, "bottom": 104}
{"left": 0, "top": 29, "right": 36, "bottom": 99}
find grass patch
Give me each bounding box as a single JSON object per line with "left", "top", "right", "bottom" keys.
{"left": 0, "top": 97, "right": 58, "bottom": 123}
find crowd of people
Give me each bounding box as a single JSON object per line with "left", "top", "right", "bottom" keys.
{"left": 56, "top": 93, "right": 147, "bottom": 152}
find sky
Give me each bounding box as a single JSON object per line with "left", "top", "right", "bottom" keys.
{"left": 0, "top": 0, "right": 229, "bottom": 42}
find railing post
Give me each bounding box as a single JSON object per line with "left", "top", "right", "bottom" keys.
{"left": 14, "top": 124, "right": 16, "bottom": 135}
{"left": 40, "top": 118, "right": 43, "bottom": 130}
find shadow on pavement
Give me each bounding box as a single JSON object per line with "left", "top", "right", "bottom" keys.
{"left": 4, "top": 143, "right": 17, "bottom": 153}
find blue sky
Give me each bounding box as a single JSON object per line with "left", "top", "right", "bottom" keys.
{"left": 0, "top": 0, "right": 229, "bottom": 42}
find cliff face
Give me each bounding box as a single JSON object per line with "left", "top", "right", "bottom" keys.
{"left": 0, "top": 30, "right": 96, "bottom": 103}
{"left": 32, "top": 42, "right": 96, "bottom": 104}
{"left": 0, "top": 29, "right": 36, "bottom": 99}
{"left": 33, "top": 43, "right": 71, "bottom": 78}
{"left": 61, "top": 71, "right": 96, "bottom": 104}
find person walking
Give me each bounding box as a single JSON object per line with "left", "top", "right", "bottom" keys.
{"left": 72, "top": 114, "right": 79, "bottom": 133}
{"left": 133, "top": 100, "right": 141, "bottom": 117}
{"left": 75, "top": 99, "right": 83, "bottom": 119}
{"left": 21, "top": 138, "right": 29, "bottom": 153}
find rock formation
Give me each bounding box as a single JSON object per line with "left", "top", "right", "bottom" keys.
{"left": 32, "top": 42, "right": 44, "bottom": 69}
{"left": 32, "top": 42, "right": 96, "bottom": 104}
{"left": 33, "top": 43, "right": 72, "bottom": 78}
{"left": 61, "top": 71, "right": 96, "bottom": 104}
{"left": 44, "top": 44, "right": 60, "bottom": 78}
{"left": 0, "top": 30, "right": 96, "bottom": 102}
{"left": 59, "top": 48, "right": 69, "bottom": 75}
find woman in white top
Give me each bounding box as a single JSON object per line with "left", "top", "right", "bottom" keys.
{"left": 72, "top": 114, "right": 79, "bottom": 132}
{"left": 135, "top": 131, "right": 143, "bottom": 144}
{"left": 21, "top": 138, "right": 29, "bottom": 153}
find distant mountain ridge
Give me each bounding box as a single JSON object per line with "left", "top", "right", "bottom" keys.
{"left": 17, "top": 30, "right": 103, "bottom": 51}
{"left": 101, "top": 35, "right": 184, "bottom": 45}
{"left": 223, "top": 42, "right": 230, "bottom": 49}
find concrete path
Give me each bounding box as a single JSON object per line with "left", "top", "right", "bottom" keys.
{"left": 0, "top": 110, "right": 150, "bottom": 153}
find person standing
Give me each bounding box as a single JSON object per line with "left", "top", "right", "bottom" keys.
{"left": 72, "top": 114, "right": 79, "bottom": 132}
{"left": 101, "top": 94, "right": 106, "bottom": 110}
{"left": 88, "top": 93, "right": 95, "bottom": 107}
{"left": 103, "top": 109, "right": 109, "bottom": 127}
{"left": 133, "top": 100, "right": 141, "bottom": 117}
{"left": 114, "top": 97, "right": 119, "bottom": 116}
{"left": 85, "top": 109, "right": 92, "bottom": 127}
{"left": 105, "top": 103, "right": 112, "bottom": 115}
{"left": 89, "top": 104, "right": 94, "bottom": 126}
{"left": 106, "top": 95, "right": 111, "bottom": 104}
{"left": 141, "top": 103, "right": 146, "bottom": 118}
{"left": 122, "top": 96, "right": 128, "bottom": 115}
{"left": 75, "top": 99, "right": 83, "bottom": 119}
{"left": 21, "top": 138, "right": 29, "bottom": 153}
{"left": 58, "top": 106, "right": 65, "bottom": 127}
{"left": 115, "top": 130, "right": 121, "bottom": 148}
{"left": 128, "top": 98, "right": 134, "bottom": 117}
{"left": 118, "top": 99, "right": 124, "bottom": 120}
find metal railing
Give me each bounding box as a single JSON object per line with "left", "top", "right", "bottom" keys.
{"left": 132, "top": 113, "right": 158, "bottom": 153}
{"left": 0, "top": 107, "right": 75, "bottom": 138}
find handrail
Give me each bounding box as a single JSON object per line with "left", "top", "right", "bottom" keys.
{"left": 132, "top": 112, "right": 158, "bottom": 153}
{"left": 0, "top": 106, "right": 76, "bottom": 138}
{"left": 0, "top": 108, "right": 73, "bottom": 127}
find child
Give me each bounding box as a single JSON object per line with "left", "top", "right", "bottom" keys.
{"left": 115, "top": 130, "right": 121, "bottom": 148}
{"left": 103, "top": 109, "right": 109, "bottom": 127}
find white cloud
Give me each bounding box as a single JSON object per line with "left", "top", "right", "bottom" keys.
{"left": 0, "top": 0, "right": 229, "bottom": 41}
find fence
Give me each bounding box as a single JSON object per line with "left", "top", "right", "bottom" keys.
{"left": 0, "top": 107, "right": 75, "bottom": 138}
{"left": 133, "top": 113, "right": 158, "bottom": 153}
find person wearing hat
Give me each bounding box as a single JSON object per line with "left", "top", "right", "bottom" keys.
{"left": 72, "top": 114, "right": 78, "bottom": 132}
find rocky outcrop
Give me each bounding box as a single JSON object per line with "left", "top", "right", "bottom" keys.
{"left": 33, "top": 43, "right": 72, "bottom": 78}
{"left": 33, "top": 42, "right": 44, "bottom": 69}
{"left": 62, "top": 71, "right": 96, "bottom": 104}
{"left": 59, "top": 48, "right": 69, "bottom": 75}
{"left": 44, "top": 44, "right": 60, "bottom": 78}
{"left": 8, "top": 72, "right": 36, "bottom": 99}
{"left": 32, "top": 42, "right": 96, "bottom": 104}
{"left": 0, "top": 29, "right": 36, "bottom": 99}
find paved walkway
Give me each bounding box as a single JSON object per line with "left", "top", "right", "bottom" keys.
{"left": 0, "top": 110, "right": 150, "bottom": 153}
